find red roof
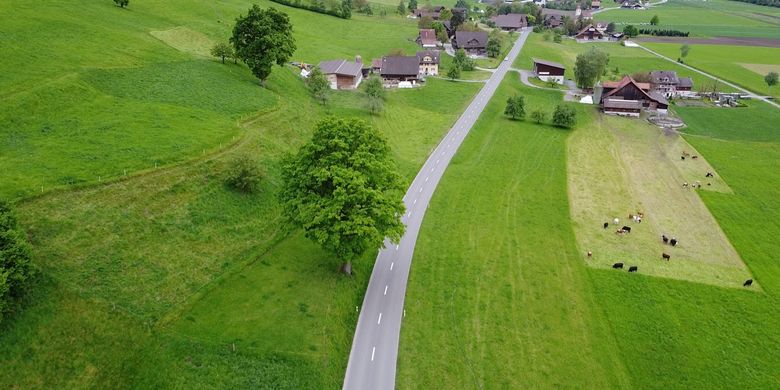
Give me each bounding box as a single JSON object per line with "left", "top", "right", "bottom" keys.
{"left": 419, "top": 29, "right": 437, "bottom": 46}
{"left": 603, "top": 76, "right": 663, "bottom": 104}
{"left": 602, "top": 80, "right": 650, "bottom": 90}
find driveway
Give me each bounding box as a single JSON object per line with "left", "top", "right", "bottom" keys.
{"left": 342, "top": 28, "right": 533, "bottom": 390}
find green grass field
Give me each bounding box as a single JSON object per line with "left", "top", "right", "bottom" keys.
{"left": 398, "top": 74, "right": 780, "bottom": 387}
{"left": 643, "top": 42, "right": 780, "bottom": 99}
{"left": 595, "top": 0, "right": 780, "bottom": 38}
{"left": 0, "top": 1, "right": 482, "bottom": 388}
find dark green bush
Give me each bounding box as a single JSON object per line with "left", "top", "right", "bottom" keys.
{"left": 224, "top": 155, "right": 262, "bottom": 193}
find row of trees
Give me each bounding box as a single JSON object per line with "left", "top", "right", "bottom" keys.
{"left": 269, "top": 0, "right": 354, "bottom": 18}
{"left": 504, "top": 95, "right": 577, "bottom": 128}
{"left": 729, "top": 0, "right": 780, "bottom": 7}
{"left": 0, "top": 201, "right": 34, "bottom": 325}
{"left": 638, "top": 28, "right": 690, "bottom": 37}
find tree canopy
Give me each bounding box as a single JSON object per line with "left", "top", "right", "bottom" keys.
{"left": 573, "top": 48, "right": 609, "bottom": 89}
{"left": 623, "top": 24, "right": 639, "bottom": 37}
{"left": 680, "top": 44, "right": 690, "bottom": 59}
{"left": 306, "top": 67, "right": 330, "bottom": 104}
{"left": 279, "top": 118, "right": 406, "bottom": 274}
{"left": 453, "top": 49, "right": 475, "bottom": 71}
{"left": 487, "top": 34, "right": 502, "bottom": 58}
{"left": 113, "top": 0, "right": 129, "bottom": 8}
{"left": 364, "top": 77, "right": 385, "bottom": 115}
{"left": 211, "top": 42, "right": 234, "bottom": 64}
{"left": 231, "top": 6, "right": 296, "bottom": 85}
{"left": 504, "top": 94, "right": 526, "bottom": 120}
{"left": 766, "top": 72, "right": 779, "bottom": 88}
{"left": 650, "top": 15, "right": 660, "bottom": 25}
{"left": 552, "top": 104, "right": 576, "bottom": 128}
{"left": 0, "top": 201, "right": 34, "bottom": 324}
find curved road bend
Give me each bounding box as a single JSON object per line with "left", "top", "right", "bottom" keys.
{"left": 343, "top": 28, "right": 532, "bottom": 390}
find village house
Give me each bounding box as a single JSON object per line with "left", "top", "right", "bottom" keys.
{"left": 649, "top": 70, "right": 694, "bottom": 97}
{"left": 417, "top": 50, "right": 440, "bottom": 76}
{"left": 380, "top": 55, "right": 420, "bottom": 86}
{"left": 575, "top": 24, "right": 606, "bottom": 40}
{"left": 414, "top": 5, "right": 446, "bottom": 19}
{"left": 417, "top": 29, "right": 438, "bottom": 48}
{"left": 540, "top": 8, "right": 592, "bottom": 28}
{"left": 492, "top": 13, "right": 528, "bottom": 31}
{"left": 452, "top": 31, "right": 488, "bottom": 56}
{"left": 317, "top": 58, "right": 363, "bottom": 90}
{"left": 598, "top": 75, "right": 669, "bottom": 116}
{"left": 591, "top": 0, "right": 601, "bottom": 9}
{"left": 370, "top": 58, "right": 382, "bottom": 74}
{"left": 533, "top": 58, "right": 566, "bottom": 84}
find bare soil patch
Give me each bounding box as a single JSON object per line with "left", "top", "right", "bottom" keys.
{"left": 637, "top": 36, "right": 780, "bottom": 48}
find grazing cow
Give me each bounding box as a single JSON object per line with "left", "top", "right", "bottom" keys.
{"left": 628, "top": 266, "right": 638, "bottom": 272}
{"left": 612, "top": 262, "right": 624, "bottom": 269}
{"left": 670, "top": 238, "right": 678, "bottom": 247}
{"left": 662, "top": 253, "right": 671, "bottom": 260}
{"left": 587, "top": 251, "right": 593, "bottom": 257}
{"left": 682, "top": 182, "right": 689, "bottom": 188}
{"left": 613, "top": 218, "right": 620, "bottom": 225}
{"left": 621, "top": 226, "right": 631, "bottom": 233}
{"left": 603, "top": 222, "right": 609, "bottom": 229}
{"left": 743, "top": 279, "right": 753, "bottom": 287}
{"left": 615, "top": 229, "right": 625, "bottom": 235}
{"left": 692, "top": 155, "right": 698, "bottom": 159}
{"left": 681, "top": 156, "right": 686, "bottom": 161}
{"left": 706, "top": 172, "right": 714, "bottom": 178}
{"left": 662, "top": 235, "right": 669, "bottom": 244}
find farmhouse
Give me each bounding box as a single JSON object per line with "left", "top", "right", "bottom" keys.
{"left": 649, "top": 70, "right": 694, "bottom": 97}
{"left": 417, "top": 29, "right": 438, "bottom": 48}
{"left": 492, "top": 14, "right": 528, "bottom": 31}
{"left": 380, "top": 55, "right": 420, "bottom": 86}
{"left": 533, "top": 58, "right": 565, "bottom": 84}
{"left": 317, "top": 58, "right": 363, "bottom": 90}
{"left": 599, "top": 75, "right": 669, "bottom": 115}
{"left": 452, "top": 31, "right": 488, "bottom": 55}
{"left": 591, "top": 0, "right": 601, "bottom": 9}
{"left": 414, "top": 6, "right": 446, "bottom": 19}
{"left": 575, "top": 24, "right": 606, "bottom": 40}
{"left": 417, "top": 50, "right": 440, "bottom": 76}
{"left": 540, "top": 8, "right": 592, "bottom": 28}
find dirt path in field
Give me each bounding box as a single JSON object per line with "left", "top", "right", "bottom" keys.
{"left": 637, "top": 36, "right": 780, "bottom": 48}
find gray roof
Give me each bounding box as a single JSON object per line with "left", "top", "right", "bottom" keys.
{"left": 318, "top": 59, "right": 363, "bottom": 77}
{"left": 417, "top": 50, "right": 440, "bottom": 64}
{"left": 533, "top": 58, "right": 565, "bottom": 70}
{"left": 380, "top": 56, "right": 419, "bottom": 77}
{"left": 603, "top": 98, "right": 642, "bottom": 110}
{"left": 649, "top": 92, "right": 670, "bottom": 105}
{"left": 493, "top": 14, "right": 527, "bottom": 28}
{"left": 650, "top": 70, "right": 679, "bottom": 84}
{"left": 455, "top": 31, "right": 488, "bottom": 49}
{"left": 678, "top": 77, "right": 693, "bottom": 88}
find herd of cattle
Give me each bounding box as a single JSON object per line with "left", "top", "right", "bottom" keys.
{"left": 593, "top": 213, "right": 754, "bottom": 287}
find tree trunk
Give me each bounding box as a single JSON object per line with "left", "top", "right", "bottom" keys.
{"left": 221, "top": 56, "right": 225, "bottom": 64}
{"left": 340, "top": 261, "right": 353, "bottom": 275}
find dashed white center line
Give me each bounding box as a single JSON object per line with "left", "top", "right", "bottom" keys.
{"left": 377, "top": 313, "right": 382, "bottom": 325}
{"left": 436, "top": 159, "right": 440, "bottom": 164}
{"left": 413, "top": 199, "right": 417, "bottom": 205}
{"left": 390, "top": 262, "right": 394, "bottom": 270}
{"left": 384, "top": 285, "right": 388, "bottom": 295}
{"left": 418, "top": 187, "right": 423, "bottom": 193}
{"left": 371, "top": 347, "right": 376, "bottom": 361}
{"left": 425, "top": 176, "right": 430, "bottom": 182}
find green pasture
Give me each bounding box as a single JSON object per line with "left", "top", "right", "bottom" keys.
{"left": 398, "top": 75, "right": 780, "bottom": 387}
{"left": 595, "top": 0, "right": 780, "bottom": 38}
{"left": 643, "top": 42, "right": 780, "bottom": 99}
{"left": 0, "top": 0, "right": 420, "bottom": 200}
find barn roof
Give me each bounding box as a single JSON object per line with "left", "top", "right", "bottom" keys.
{"left": 493, "top": 14, "right": 527, "bottom": 29}
{"left": 533, "top": 58, "right": 565, "bottom": 70}
{"left": 381, "top": 56, "right": 420, "bottom": 76}
{"left": 318, "top": 59, "right": 362, "bottom": 77}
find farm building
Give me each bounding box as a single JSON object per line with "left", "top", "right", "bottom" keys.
{"left": 532, "top": 58, "right": 565, "bottom": 84}
{"left": 649, "top": 70, "right": 694, "bottom": 97}
{"left": 417, "top": 50, "right": 440, "bottom": 76}
{"left": 417, "top": 29, "right": 438, "bottom": 48}
{"left": 380, "top": 56, "right": 420, "bottom": 86}
{"left": 541, "top": 8, "right": 592, "bottom": 28}
{"left": 602, "top": 98, "right": 642, "bottom": 117}
{"left": 598, "top": 76, "right": 669, "bottom": 115}
{"left": 318, "top": 58, "right": 363, "bottom": 90}
{"left": 591, "top": 0, "right": 601, "bottom": 9}
{"left": 414, "top": 6, "right": 446, "bottom": 19}
{"left": 452, "top": 31, "right": 488, "bottom": 55}
{"left": 492, "top": 14, "right": 528, "bottom": 31}
{"left": 575, "top": 24, "right": 606, "bottom": 41}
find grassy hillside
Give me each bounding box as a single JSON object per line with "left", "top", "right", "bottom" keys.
{"left": 0, "top": 0, "right": 420, "bottom": 200}
{"left": 595, "top": 0, "right": 780, "bottom": 38}
{"left": 0, "top": 1, "right": 481, "bottom": 388}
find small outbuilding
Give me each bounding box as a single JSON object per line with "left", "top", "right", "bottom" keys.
{"left": 417, "top": 29, "right": 438, "bottom": 48}
{"left": 318, "top": 58, "right": 364, "bottom": 90}
{"left": 492, "top": 14, "right": 528, "bottom": 31}
{"left": 532, "top": 58, "right": 565, "bottom": 84}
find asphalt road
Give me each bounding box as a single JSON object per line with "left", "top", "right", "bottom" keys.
{"left": 342, "top": 28, "right": 531, "bottom": 390}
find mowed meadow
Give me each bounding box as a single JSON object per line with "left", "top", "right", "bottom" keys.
{"left": 398, "top": 74, "right": 780, "bottom": 387}
{"left": 0, "top": 0, "right": 483, "bottom": 388}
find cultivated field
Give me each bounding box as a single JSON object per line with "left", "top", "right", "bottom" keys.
{"left": 595, "top": 0, "right": 780, "bottom": 39}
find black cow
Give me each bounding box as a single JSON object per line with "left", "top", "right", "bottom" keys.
{"left": 662, "top": 253, "right": 671, "bottom": 261}
{"left": 628, "top": 266, "right": 638, "bottom": 272}
{"left": 621, "top": 226, "right": 631, "bottom": 233}
{"left": 681, "top": 156, "right": 686, "bottom": 160}
{"left": 603, "top": 222, "right": 609, "bottom": 229}
{"left": 706, "top": 172, "right": 714, "bottom": 178}
{"left": 670, "top": 238, "right": 678, "bottom": 247}
{"left": 743, "top": 279, "right": 753, "bottom": 287}
{"left": 662, "top": 235, "right": 669, "bottom": 244}
{"left": 612, "top": 262, "right": 624, "bottom": 269}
